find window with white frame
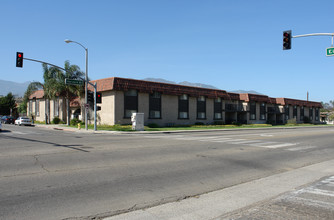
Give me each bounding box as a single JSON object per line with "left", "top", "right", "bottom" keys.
{"left": 293, "top": 106, "right": 297, "bottom": 119}
{"left": 178, "top": 94, "right": 189, "bottom": 119}
{"left": 149, "top": 92, "right": 161, "bottom": 119}
{"left": 214, "top": 97, "right": 222, "bottom": 120}
{"left": 54, "top": 98, "right": 59, "bottom": 117}
{"left": 36, "top": 100, "right": 40, "bottom": 116}
{"left": 124, "top": 89, "right": 138, "bottom": 118}
{"left": 285, "top": 106, "right": 290, "bottom": 120}
{"left": 260, "top": 103, "right": 266, "bottom": 120}
{"left": 197, "top": 96, "right": 206, "bottom": 119}
{"left": 250, "top": 102, "right": 256, "bottom": 120}
{"left": 309, "top": 108, "right": 313, "bottom": 120}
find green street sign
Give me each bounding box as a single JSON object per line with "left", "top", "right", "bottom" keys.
{"left": 65, "top": 78, "right": 83, "bottom": 85}
{"left": 326, "top": 47, "right": 334, "bottom": 56}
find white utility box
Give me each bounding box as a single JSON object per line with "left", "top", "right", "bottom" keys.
{"left": 131, "top": 113, "right": 144, "bottom": 131}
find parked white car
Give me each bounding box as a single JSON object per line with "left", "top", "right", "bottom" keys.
{"left": 15, "top": 117, "right": 32, "bottom": 126}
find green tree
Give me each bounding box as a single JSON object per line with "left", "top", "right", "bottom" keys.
{"left": 0, "top": 93, "right": 16, "bottom": 115}
{"left": 20, "top": 64, "right": 59, "bottom": 123}
{"left": 50, "top": 61, "right": 85, "bottom": 125}
{"left": 20, "top": 61, "right": 84, "bottom": 125}
{"left": 19, "top": 81, "right": 42, "bottom": 114}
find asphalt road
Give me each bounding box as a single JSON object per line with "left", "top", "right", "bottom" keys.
{"left": 0, "top": 124, "right": 334, "bottom": 219}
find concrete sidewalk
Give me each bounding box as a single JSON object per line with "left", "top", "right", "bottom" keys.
{"left": 33, "top": 123, "right": 334, "bottom": 135}
{"left": 103, "top": 159, "right": 334, "bottom": 220}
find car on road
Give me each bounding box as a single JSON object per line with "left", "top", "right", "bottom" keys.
{"left": 15, "top": 117, "right": 32, "bottom": 126}
{"left": 1, "top": 116, "right": 15, "bottom": 124}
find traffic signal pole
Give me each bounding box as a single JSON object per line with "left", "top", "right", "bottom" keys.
{"left": 17, "top": 55, "right": 98, "bottom": 131}
{"left": 284, "top": 32, "right": 334, "bottom": 49}
{"left": 293, "top": 33, "right": 334, "bottom": 46}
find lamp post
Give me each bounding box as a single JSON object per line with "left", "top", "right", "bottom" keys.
{"left": 64, "top": 39, "right": 88, "bottom": 130}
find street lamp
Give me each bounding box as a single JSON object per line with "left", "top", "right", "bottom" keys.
{"left": 64, "top": 39, "right": 89, "bottom": 130}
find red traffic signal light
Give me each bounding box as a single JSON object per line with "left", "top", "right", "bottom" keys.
{"left": 283, "top": 30, "right": 292, "bottom": 50}
{"left": 96, "top": 92, "right": 102, "bottom": 103}
{"left": 16, "top": 52, "right": 23, "bottom": 67}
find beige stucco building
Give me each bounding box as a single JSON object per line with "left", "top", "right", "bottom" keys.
{"left": 28, "top": 77, "right": 322, "bottom": 126}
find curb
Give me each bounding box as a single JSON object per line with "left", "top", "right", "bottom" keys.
{"left": 104, "top": 159, "right": 334, "bottom": 220}
{"left": 33, "top": 124, "right": 334, "bottom": 135}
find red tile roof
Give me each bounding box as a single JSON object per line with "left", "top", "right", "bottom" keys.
{"left": 90, "top": 77, "right": 233, "bottom": 99}
{"left": 276, "top": 98, "right": 322, "bottom": 108}
{"left": 88, "top": 77, "right": 322, "bottom": 107}
{"left": 29, "top": 90, "right": 44, "bottom": 99}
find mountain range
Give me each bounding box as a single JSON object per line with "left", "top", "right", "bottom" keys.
{"left": 0, "top": 80, "right": 30, "bottom": 97}
{"left": 0, "top": 78, "right": 263, "bottom": 98}
{"left": 143, "top": 78, "right": 263, "bottom": 95}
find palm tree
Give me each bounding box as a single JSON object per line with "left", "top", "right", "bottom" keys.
{"left": 22, "top": 64, "right": 57, "bottom": 123}
{"left": 51, "top": 60, "right": 85, "bottom": 125}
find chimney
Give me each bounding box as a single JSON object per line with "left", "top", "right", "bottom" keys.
{"left": 307, "top": 91, "right": 309, "bottom": 101}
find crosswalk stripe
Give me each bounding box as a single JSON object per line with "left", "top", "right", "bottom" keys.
{"left": 212, "top": 138, "right": 245, "bottom": 143}
{"left": 143, "top": 134, "right": 300, "bottom": 151}
{"left": 287, "top": 146, "right": 316, "bottom": 151}
{"left": 255, "top": 143, "right": 297, "bottom": 149}
{"left": 231, "top": 140, "right": 263, "bottom": 144}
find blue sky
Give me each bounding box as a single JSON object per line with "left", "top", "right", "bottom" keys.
{"left": 1, "top": 0, "right": 333, "bottom": 103}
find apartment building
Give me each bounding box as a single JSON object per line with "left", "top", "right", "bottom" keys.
{"left": 28, "top": 77, "right": 322, "bottom": 126}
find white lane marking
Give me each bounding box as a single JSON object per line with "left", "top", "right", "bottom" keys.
{"left": 231, "top": 140, "right": 264, "bottom": 144}
{"left": 211, "top": 138, "right": 245, "bottom": 143}
{"left": 144, "top": 135, "right": 301, "bottom": 151}
{"left": 287, "top": 196, "right": 334, "bottom": 209}
{"left": 301, "top": 188, "right": 334, "bottom": 197}
{"left": 287, "top": 146, "right": 317, "bottom": 151}
{"left": 260, "top": 134, "right": 274, "bottom": 137}
{"left": 252, "top": 142, "right": 297, "bottom": 149}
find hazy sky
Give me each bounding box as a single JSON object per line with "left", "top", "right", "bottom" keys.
{"left": 1, "top": 0, "right": 333, "bottom": 102}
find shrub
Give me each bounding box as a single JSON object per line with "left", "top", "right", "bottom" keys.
{"left": 232, "top": 121, "right": 242, "bottom": 126}
{"left": 303, "top": 116, "right": 310, "bottom": 123}
{"left": 147, "top": 123, "right": 160, "bottom": 128}
{"left": 287, "top": 118, "right": 297, "bottom": 125}
{"left": 194, "top": 122, "right": 205, "bottom": 126}
{"left": 52, "top": 117, "right": 61, "bottom": 124}
{"left": 70, "top": 118, "right": 82, "bottom": 126}
{"left": 213, "top": 121, "right": 224, "bottom": 125}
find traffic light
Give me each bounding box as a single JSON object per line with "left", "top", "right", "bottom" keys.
{"left": 283, "top": 30, "right": 292, "bottom": 50}
{"left": 87, "top": 91, "right": 94, "bottom": 106}
{"left": 16, "top": 52, "right": 23, "bottom": 67}
{"left": 96, "top": 92, "right": 102, "bottom": 103}
{"left": 97, "top": 106, "right": 101, "bottom": 111}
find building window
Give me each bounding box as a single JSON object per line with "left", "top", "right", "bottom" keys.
{"left": 300, "top": 106, "right": 304, "bottom": 121}
{"left": 260, "top": 103, "right": 266, "bottom": 120}
{"left": 29, "top": 100, "right": 32, "bottom": 115}
{"left": 178, "top": 94, "right": 189, "bottom": 119}
{"left": 250, "top": 102, "right": 256, "bottom": 120}
{"left": 293, "top": 106, "right": 297, "bottom": 119}
{"left": 197, "top": 96, "right": 206, "bottom": 119}
{"left": 36, "top": 100, "right": 40, "bottom": 116}
{"left": 149, "top": 92, "right": 161, "bottom": 119}
{"left": 285, "top": 106, "right": 290, "bottom": 120}
{"left": 54, "top": 98, "right": 59, "bottom": 117}
{"left": 315, "top": 108, "right": 319, "bottom": 121}
{"left": 214, "top": 97, "right": 222, "bottom": 120}
{"left": 124, "top": 89, "right": 138, "bottom": 118}
{"left": 309, "top": 108, "right": 313, "bottom": 120}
